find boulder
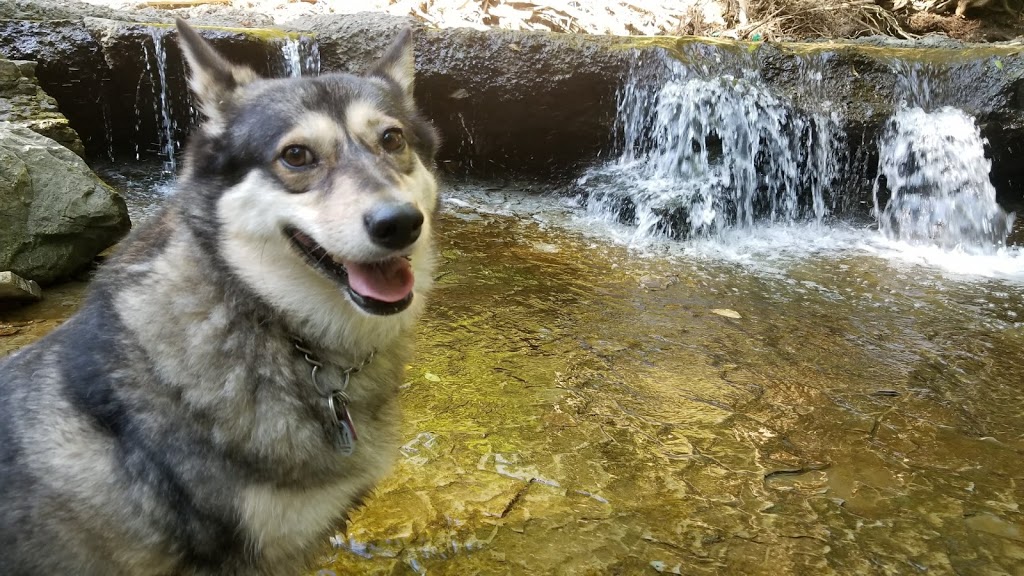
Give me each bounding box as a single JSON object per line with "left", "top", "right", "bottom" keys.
{"left": 0, "top": 122, "right": 129, "bottom": 285}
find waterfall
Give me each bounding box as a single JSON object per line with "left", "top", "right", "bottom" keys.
{"left": 149, "top": 28, "right": 177, "bottom": 174}
{"left": 577, "top": 47, "right": 1015, "bottom": 256}
{"left": 130, "top": 30, "right": 321, "bottom": 175}
{"left": 281, "top": 36, "right": 321, "bottom": 78}
{"left": 873, "top": 106, "right": 1014, "bottom": 253}
{"left": 577, "top": 50, "right": 844, "bottom": 240}
{"left": 872, "top": 60, "right": 1014, "bottom": 253}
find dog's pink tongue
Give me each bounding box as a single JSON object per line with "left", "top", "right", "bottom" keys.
{"left": 345, "top": 259, "right": 414, "bottom": 303}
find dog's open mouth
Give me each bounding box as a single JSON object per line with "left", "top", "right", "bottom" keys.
{"left": 284, "top": 226, "right": 414, "bottom": 315}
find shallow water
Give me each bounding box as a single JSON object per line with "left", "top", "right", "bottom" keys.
{"left": 2, "top": 178, "right": 1023, "bottom": 575}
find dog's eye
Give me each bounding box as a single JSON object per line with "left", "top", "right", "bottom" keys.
{"left": 380, "top": 128, "right": 405, "bottom": 153}
{"left": 280, "top": 145, "right": 315, "bottom": 168}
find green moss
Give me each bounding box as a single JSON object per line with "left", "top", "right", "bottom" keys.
{"left": 120, "top": 20, "right": 312, "bottom": 42}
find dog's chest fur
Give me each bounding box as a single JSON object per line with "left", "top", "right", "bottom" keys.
{"left": 0, "top": 20, "right": 438, "bottom": 575}
{"left": 109, "top": 225, "right": 406, "bottom": 570}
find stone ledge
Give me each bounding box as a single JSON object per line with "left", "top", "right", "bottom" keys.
{"left": 0, "top": 57, "right": 84, "bottom": 156}
{"left": 0, "top": 271, "right": 42, "bottom": 302}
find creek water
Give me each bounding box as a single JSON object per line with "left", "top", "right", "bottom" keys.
{"left": 2, "top": 167, "right": 1022, "bottom": 574}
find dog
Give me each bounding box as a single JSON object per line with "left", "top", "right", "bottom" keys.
{"left": 0, "top": 18, "right": 440, "bottom": 575}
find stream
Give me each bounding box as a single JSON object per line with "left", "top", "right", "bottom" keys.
{"left": 2, "top": 167, "right": 1023, "bottom": 574}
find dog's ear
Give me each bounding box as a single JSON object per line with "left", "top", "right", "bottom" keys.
{"left": 175, "top": 18, "right": 258, "bottom": 124}
{"left": 366, "top": 28, "right": 416, "bottom": 107}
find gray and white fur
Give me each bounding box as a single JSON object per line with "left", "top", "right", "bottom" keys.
{"left": 0, "top": 18, "right": 440, "bottom": 575}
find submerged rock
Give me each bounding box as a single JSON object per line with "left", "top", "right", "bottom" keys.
{"left": 0, "top": 122, "right": 129, "bottom": 285}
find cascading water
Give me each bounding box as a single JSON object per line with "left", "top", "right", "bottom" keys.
{"left": 281, "top": 37, "right": 321, "bottom": 78}
{"left": 576, "top": 46, "right": 1017, "bottom": 272}
{"left": 872, "top": 61, "right": 1014, "bottom": 253}
{"left": 132, "top": 31, "right": 321, "bottom": 178}
{"left": 873, "top": 106, "right": 1014, "bottom": 252}
{"left": 577, "top": 50, "right": 845, "bottom": 241}
{"left": 149, "top": 28, "right": 177, "bottom": 174}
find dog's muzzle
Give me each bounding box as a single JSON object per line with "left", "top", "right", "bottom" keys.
{"left": 284, "top": 226, "right": 415, "bottom": 315}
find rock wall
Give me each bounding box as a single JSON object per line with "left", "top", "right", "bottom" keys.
{"left": 0, "top": 57, "right": 84, "bottom": 155}
{"left": 0, "top": 14, "right": 307, "bottom": 162}
{"left": 290, "top": 13, "right": 632, "bottom": 177}
{"left": 1, "top": 1, "right": 1022, "bottom": 209}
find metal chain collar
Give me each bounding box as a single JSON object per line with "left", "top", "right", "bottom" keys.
{"left": 293, "top": 340, "right": 375, "bottom": 456}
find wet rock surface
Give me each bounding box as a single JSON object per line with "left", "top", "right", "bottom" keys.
{"left": 291, "top": 13, "right": 631, "bottom": 177}
{"left": 0, "top": 122, "right": 129, "bottom": 284}
{"left": 82, "top": 17, "right": 306, "bottom": 162}
{"left": 0, "top": 271, "right": 41, "bottom": 302}
{"left": 0, "top": 12, "right": 308, "bottom": 160}
{"left": 0, "top": 18, "right": 111, "bottom": 155}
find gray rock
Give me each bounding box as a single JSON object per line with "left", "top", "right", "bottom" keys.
{"left": 0, "top": 271, "right": 42, "bottom": 302}
{"left": 0, "top": 0, "right": 124, "bottom": 21}
{"left": 0, "top": 122, "right": 129, "bottom": 285}
{"left": 0, "top": 57, "right": 84, "bottom": 155}
{"left": 289, "top": 13, "right": 633, "bottom": 178}
{"left": 0, "top": 18, "right": 115, "bottom": 157}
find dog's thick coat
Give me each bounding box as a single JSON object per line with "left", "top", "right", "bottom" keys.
{"left": 0, "top": 20, "right": 439, "bottom": 575}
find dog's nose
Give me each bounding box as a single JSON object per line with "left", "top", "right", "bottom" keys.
{"left": 363, "top": 202, "right": 424, "bottom": 250}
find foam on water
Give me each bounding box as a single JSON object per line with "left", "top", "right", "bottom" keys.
{"left": 448, "top": 176, "right": 1024, "bottom": 282}
{"left": 570, "top": 48, "right": 1023, "bottom": 282}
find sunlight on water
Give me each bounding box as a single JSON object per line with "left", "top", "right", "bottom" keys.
{"left": 14, "top": 172, "right": 1021, "bottom": 575}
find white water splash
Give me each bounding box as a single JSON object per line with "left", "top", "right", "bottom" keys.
{"left": 579, "top": 55, "right": 843, "bottom": 241}
{"left": 873, "top": 106, "right": 1014, "bottom": 253}
{"left": 281, "top": 37, "right": 321, "bottom": 78}
{"left": 149, "top": 29, "right": 177, "bottom": 174}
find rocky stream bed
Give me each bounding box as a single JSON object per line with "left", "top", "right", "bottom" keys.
{"left": 4, "top": 178, "right": 1024, "bottom": 574}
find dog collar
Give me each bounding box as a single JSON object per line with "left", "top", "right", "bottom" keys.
{"left": 293, "top": 340, "right": 375, "bottom": 456}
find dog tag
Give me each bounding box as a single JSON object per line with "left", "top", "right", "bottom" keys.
{"left": 330, "top": 391, "right": 358, "bottom": 456}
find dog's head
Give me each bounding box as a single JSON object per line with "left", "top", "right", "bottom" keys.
{"left": 175, "top": 19, "right": 440, "bottom": 349}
